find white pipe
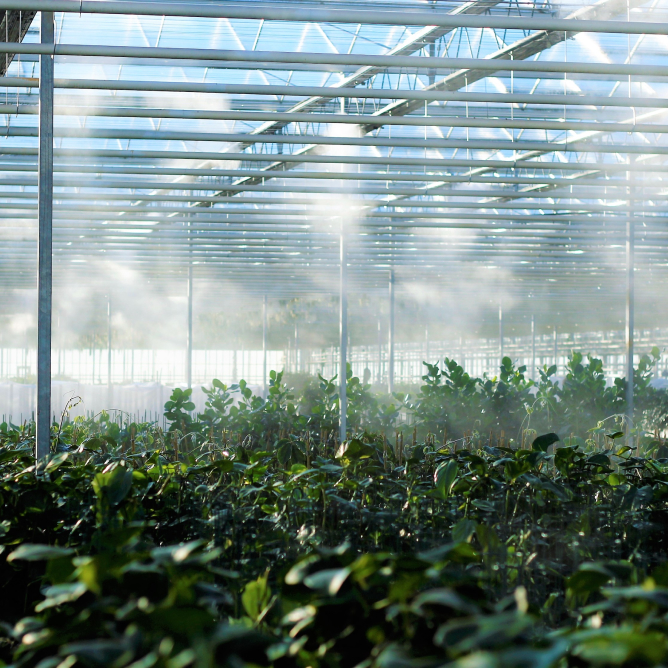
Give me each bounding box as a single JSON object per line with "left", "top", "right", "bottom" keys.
{"left": 626, "top": 174, "right": 635, "bottom": 443}
{"left": 3, "top": 160, "right": 666, "bottom": 187}
{"left": 339, "top": 226, "right": 348, "bottom": 444}
{"left": 4, "top": 76, "right": 668, "bottom": 108}
{"left": 1, "top": 42, "right": 667, "bottom": 78}
{"left": 2, "top": 146, "right": 665, "bottom": 175}
{"left": 4, "top": 124, "right": 668, "bottom": 155}
{"left": 262, "top": 295, "right": 268, "bottom": 397}
{"left": 0, "top": 175, "right": 658, "bottom": 198}
{"left": 2, "top": 192, "right": 666, "bottom": 213}
{"left": 388, "top": 270, "right": 395, "bottom": 394}
{"left": 499, "top": 303, "right": 504, "bottom": 361}
{"left": 5, "top": 209, "right": 664, "bottom": 227}
{"left": 0, "top": 0, "right": 664, "bottom": 36}
{"left": 8, "top": 103, "right": 668, "bottom": 134}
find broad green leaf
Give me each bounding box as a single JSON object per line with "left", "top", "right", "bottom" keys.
{"left": 452, "top": 518, "right": 476, "bottom": 544}
{"left": 242, "top": 572, "right": 272, "bottom": 622}
{"left": 7, "top": 544, "right": 74, "bottom": 562}
{"left": 434, "top": 459, "right": 458, "bottom": 498}
{"left": 607, "top": 431, "right": 625, "bottom": 440}
{"left": 92, "top": 466, "right": 133, "bottom": 506}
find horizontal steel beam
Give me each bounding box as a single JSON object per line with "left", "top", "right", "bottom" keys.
{"left": 3, "top": 125, "right": 665, "bottom": 156}
{"left": 2, "top": 192, "right": 664, "bottom": 214}
{"left": 0, "top": 179, "right": 655, "bottom": 200}
{"left": 10, "top": 228, "right": 665, "bottom": 246}
{"left": 3, "top": 208, "right": 664, "bottom": 225}
{"left": 0, "top": 222, "right": 660, "bottom": 242}
{"left": 4, "top": 76, "right": 668, "bottom": 109}
{"left": 0, "top": 161, "right": 660, "bottom": 189}
{"left": 5, "top": 228, "right": 668, "bottom": 247}
{"left": 2, "top": 42, "right": 668, "bottom": 79}
{"left": 1, "top": 0, "right": 664, "bottom": 36}
{"left": 2, "top": 196, "right": 666, "bottom": 217}
{"left": 9, "top": 103, "right": 668, "bottom": 134}
{"left": 1, "top": 240, "right": 656, "bottom": 260}
{"left": 0, "top": 147, "right": 665, "bottom": 175}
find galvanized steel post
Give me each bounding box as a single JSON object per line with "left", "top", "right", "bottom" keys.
{"left": 626, "top": 177, "right": 635, "bottom": 443}
{"left": 36, "top": 10, "right": 54, "bottom": 460}
{"left": 553, "top": 326, "right": 558, "bottom": 374}
{"left": 107, "top": 295, "right": 112, "bottom": 403}
{"left": 388, "top": 270, "right": 395, "bottom": 394}
{"left": 531, "top": 314, "right": 535, "bottom": 381}
{"left": 339, "top": 227, "right": 348, "bottom": 444}
{"left": 498, "top": 302, "right": 504, "bottom": 361}
{"left": 186, "top": 261, "right": 193, "bottom": 388}
{"left": 262, "top": 294, "right": 268, "bottom": 396}
{"left": 377, "top": 317, "right": 382, "bottom": 384}
{"left": 294, "top": 321, "right": 299, "bottom": 373}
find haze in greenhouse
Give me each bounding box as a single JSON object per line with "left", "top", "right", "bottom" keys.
{"left": 2, "top": 0, "right": 668, "bottom": 666}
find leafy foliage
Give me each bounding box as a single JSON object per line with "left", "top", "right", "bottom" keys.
{"left": 2, "top": 350, "right": 668, "bottom": 666}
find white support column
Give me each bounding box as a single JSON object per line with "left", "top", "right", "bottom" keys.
{"left": 377, "top": 317, "right": 382, "bottom": 384}
{"left": 498, "top": 302, "right": 504, "bottom": 362}
{"left": 36, "top": 10, "right": 54, "bottom": 460}
{"left": 339, "top": 227, "right": 348, "bottom": 444}
{"left": 626, "top": 178, "right": 635, "bottom": 442}
{"left": 531, "top": 314, "right": 536, "bottom": 381}
{"left": 294, "top": 321, "right": 299, "bottom": 373}
{"left": 262, "top": 294, "right": 268, "bottom": 396}
{"left": 107, "top": 295, "right": 112, "bottom": 405}
{"left": 186, "top": 260, "right": 193, "bottom": 388}
{"left": 388, "top": 270, "right": 395, "bottom": 393}
{"left": 553, "top": 326, "right": 558, "bottom": 375}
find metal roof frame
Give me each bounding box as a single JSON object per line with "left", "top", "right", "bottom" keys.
{"left": 0, "top": 0, "right": 663, "bottom": 448}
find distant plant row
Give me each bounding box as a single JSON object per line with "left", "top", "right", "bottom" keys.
{"left": 156, "top": 348, "right": 667, "bottom": 455}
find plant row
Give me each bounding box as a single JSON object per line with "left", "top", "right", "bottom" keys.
{"left": 2, "top": 375, "right": 668, "bottom": 665}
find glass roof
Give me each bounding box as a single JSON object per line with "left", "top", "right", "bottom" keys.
{"left": 1, "top": 0, "right": 667, "bottom": 325}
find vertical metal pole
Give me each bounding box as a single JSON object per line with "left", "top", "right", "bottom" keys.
{"left": 377, "top": 316, "right": 382, "bottom": 384}
{"left": 388, "top": 270, "right": 395, "bottom": 394}
{"left": 531, "top": 314, "right": 535, "bottom": 381}
{"left": 626, "top": 179, "right": 635, "bottom": 442}
{"left": 425, "top": 322, "right": 430, "bottom": 364}
{"left": 36, "top": 10, "right": 54, "bottom": 460}
{"left": 186, "top": 260, "right": 193, "bottom": 388}
{"left": 107, "top": 295, "right": 112, "bottom": 403}
{"left": 339, "top": 227, "right": 348, "bottom": 443}
{"left": 498, "top": 302, "right": 504, "bottom": 361}
{"left": 553, "top": 326, "right": 558, "bottom": 375}
{"left": 428, "top": 42, "right": 436, "bottom": 86}
{"left": 294, "top": 321, "right": 299, "bottom": 373}
{"left": 262, "top": 294, "right": 268, "bottom": 396}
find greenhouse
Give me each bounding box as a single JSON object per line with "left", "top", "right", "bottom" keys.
{"left": 2, "top": 0, "right": 668, "bottom": 666}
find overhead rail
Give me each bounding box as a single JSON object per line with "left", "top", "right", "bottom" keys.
{"left": 0, "top": 176, "right": 654, "bottom": 198}
{"left": 3, "top": 125, "right": 667, "bottom": 155}
{"left": 1, "top": 161, "right": 666, "bottom": 188}
{"left": 0, "top": 147, "right": 663, "bottom": 174}
{"left": 6, "top": 103, "right": 668, "bottom": 134}
{"left": 2, "top": 43, "right": 668, "bottom": 79}
{"left": 1, "top": 0, "right": 667, "bottom": 35}
{"left": 0, "top": 194, "right": 664, "bottom": 213}
{"left": 4, "top": 76, "right": 668, "bottom": 108}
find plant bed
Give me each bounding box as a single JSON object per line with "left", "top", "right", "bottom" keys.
{"left": 2, "top": 354, "right": 668, "bottom": 666}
